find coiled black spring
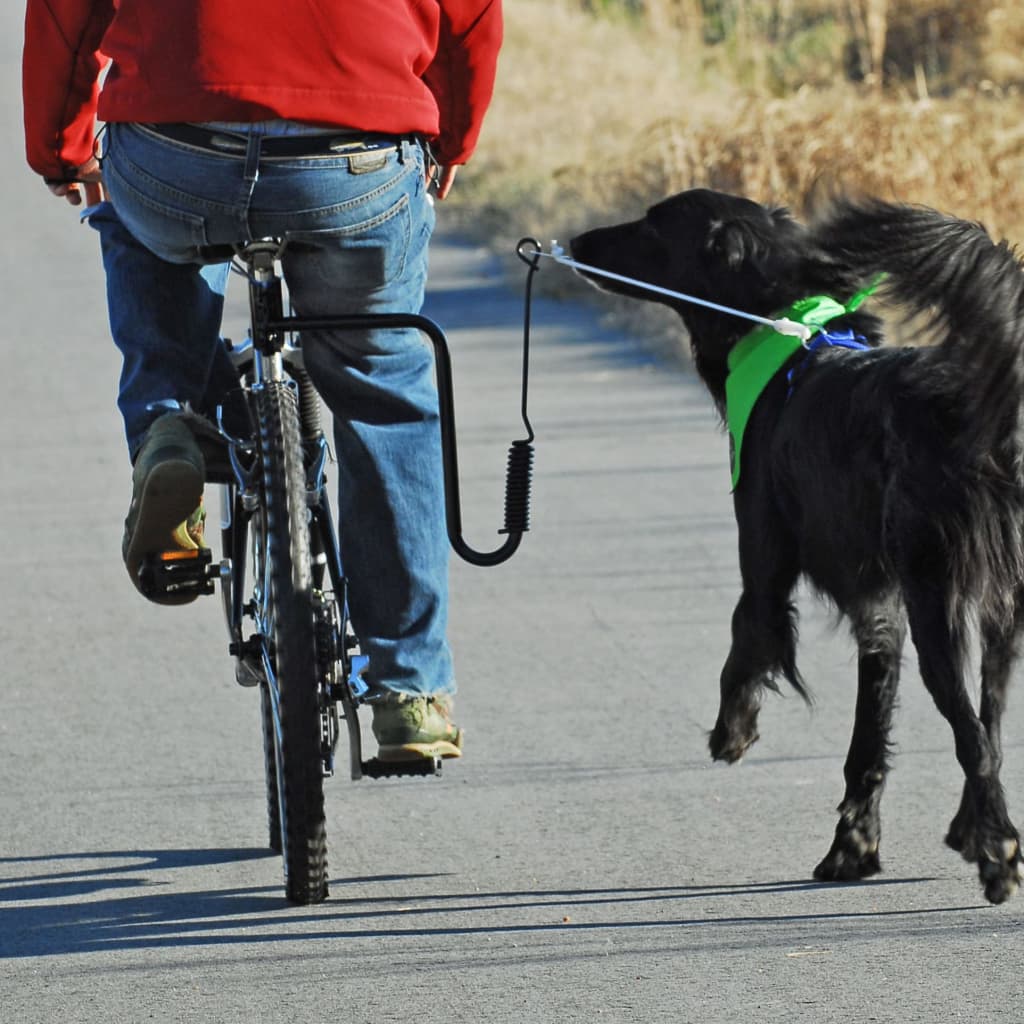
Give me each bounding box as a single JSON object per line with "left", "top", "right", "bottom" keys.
{"left": 501, "top": 438, "right": 534, "bottom": 535}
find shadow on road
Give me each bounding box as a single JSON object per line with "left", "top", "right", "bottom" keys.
{"left": 0, "top": 847, "right": 970, "bottom": 959}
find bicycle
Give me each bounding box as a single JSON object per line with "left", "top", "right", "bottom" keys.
{"left": 136, "top": 237, "right": 535, "bottom": 905}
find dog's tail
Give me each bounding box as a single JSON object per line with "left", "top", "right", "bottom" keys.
{"left": 813, "top": 197, "right": 1024, "bottom": 452}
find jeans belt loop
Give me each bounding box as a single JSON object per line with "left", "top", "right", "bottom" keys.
{"left": 243, "top": 133, "right": 261, "bottom": 184}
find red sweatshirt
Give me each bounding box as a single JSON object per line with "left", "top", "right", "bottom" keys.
{"left": 23, "top": 0, "right": 502, "bottom": 181}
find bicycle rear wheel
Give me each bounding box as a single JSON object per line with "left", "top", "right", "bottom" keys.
{"left": 257, "top": 380, "right": 328, "bottom": 904}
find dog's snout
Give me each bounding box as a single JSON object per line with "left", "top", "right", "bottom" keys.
{"left": 568, "top": 228, "right": 598, "bottom": 264}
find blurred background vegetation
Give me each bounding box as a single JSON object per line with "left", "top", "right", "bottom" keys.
{"left": 451, "top": 0, "right": 1024, "bottom": 269}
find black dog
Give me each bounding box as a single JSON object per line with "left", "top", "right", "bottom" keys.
{"left": 571, "top": 188, "right": 1024, "bottom": 903}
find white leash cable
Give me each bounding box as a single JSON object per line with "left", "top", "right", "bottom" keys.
{"left": 526, "top": 241, "right": 813, "bottom": 342}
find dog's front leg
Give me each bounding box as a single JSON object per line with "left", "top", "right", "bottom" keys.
{"left": 709, "top": 587, "right": 801, "bottom": 763}
{"left": 710, "top": 508, "right": 802, "bottom": 763}
{"left": 815, "top": 599, "right": 905, "bottom": 882}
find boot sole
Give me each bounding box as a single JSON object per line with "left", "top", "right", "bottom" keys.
{"left": 375, "top": 738, "right": 463, "bottom": 763}
{"left": 123, "top": 457, "right": 205, "bottom": 606}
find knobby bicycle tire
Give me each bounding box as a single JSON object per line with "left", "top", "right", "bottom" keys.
{"left": 257, "top": 380, "right": 328, "bottom": 904}
{"left": 259, "top": 670, "right": 283, "bottom": 854}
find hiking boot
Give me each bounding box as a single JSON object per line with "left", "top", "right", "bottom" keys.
{"left": 122, "top": 413, "right": 207, "bottom": 605}
{"left": 371, "top": 694, "right": 463, "bottom": 762}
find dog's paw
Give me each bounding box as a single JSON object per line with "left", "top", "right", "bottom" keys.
{"left": 945, "top": 818, "right": 979, "bottom": 862}
{"left": 978, "top": 837, "right": 1023, "bottom": 905}
{"left": 708, "top": 719, "right": 759, "bottom": 763}
{"left": 814, "top": 831, "right": 882, "bottom": 882}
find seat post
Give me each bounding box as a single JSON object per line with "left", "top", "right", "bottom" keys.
{"left": 242, "top": 242, "right": 288, "bottom": 384}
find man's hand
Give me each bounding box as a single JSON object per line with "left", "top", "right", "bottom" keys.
{"left": 46, "top": 157, "right": 104, "bottom": 206}
{"left": 434, "top": 164, "right": 459, "bottom": 201}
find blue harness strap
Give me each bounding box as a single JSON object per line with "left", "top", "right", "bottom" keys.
{"left": 786, "top": 327, "right": 871, "bottom": 397}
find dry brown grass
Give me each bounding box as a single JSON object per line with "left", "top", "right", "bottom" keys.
{"left": 451, "top": 0, "right": 1024, "bottom": 250}
{"left": 444, "top": 1, "right": 1024, "bottom": 359}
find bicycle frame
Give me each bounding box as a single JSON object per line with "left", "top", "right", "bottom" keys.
{"left": 214, "top": 244, "right": 355, "bottom": 785}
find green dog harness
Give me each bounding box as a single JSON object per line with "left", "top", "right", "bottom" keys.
{"left": 724, "top": 276, "right": 884, "bottom": 490}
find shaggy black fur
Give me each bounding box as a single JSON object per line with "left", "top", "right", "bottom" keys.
{"left": 571, "top": 188, "right": 1024, "bottom": 904}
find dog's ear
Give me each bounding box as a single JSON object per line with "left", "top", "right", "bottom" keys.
{"left": 705, "top": 219, "right": 766, "bottom": 271}
{"left": 704, "top": 206, "right": 798, "bottom": 277}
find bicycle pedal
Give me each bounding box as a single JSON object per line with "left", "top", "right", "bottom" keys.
{"left": 359, "top": 756, "right": 443, "bottom": 779}
{"left": 138, "top": 547, "right": 217, "bottom": 599}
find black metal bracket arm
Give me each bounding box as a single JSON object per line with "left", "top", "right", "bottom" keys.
{"left": 268, "top": 302, "right": 534, "bottom": 567}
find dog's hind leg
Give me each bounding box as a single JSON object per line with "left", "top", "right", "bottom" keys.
{"left": 904, "top": 581, "right": 1023, "bottom": 904}
{"left": 814, "top": 597, "right": 905, "bottom": 882}
{"left": 945, "top": 596, "right": 1024, "bottom": 880}
{"left": 709, "top": 528, "right": 803, "bottom": 763}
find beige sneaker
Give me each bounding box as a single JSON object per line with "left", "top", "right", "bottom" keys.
{"left": 371, "top": 694, "right": 463, "bottom": 762}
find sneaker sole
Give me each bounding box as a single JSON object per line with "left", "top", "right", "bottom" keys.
{"left": 375, "top": 737, "right": 463, "bottom": 763}
{"left": 124, "top": 457, "right": 205, "bottom": 605}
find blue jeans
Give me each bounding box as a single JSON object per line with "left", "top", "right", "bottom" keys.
{"left": 93, "top": 121, "right": 453, "bottom": 700}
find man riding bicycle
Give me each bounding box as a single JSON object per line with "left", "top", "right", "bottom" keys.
{"left": 22, "top": 0, "right": 503, "bottom": 764}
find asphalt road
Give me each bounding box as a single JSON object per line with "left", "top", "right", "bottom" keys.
{"left": 4, "top": 15, "right": 1024, "bottom": 1024}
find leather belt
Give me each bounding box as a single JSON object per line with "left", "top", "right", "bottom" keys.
{"left": 139, "top": 122, "right": 404, "bottom": 158}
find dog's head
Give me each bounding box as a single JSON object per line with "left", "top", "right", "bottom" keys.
{"left": 571, "top": 189, "right": 814, "bottom": 384}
